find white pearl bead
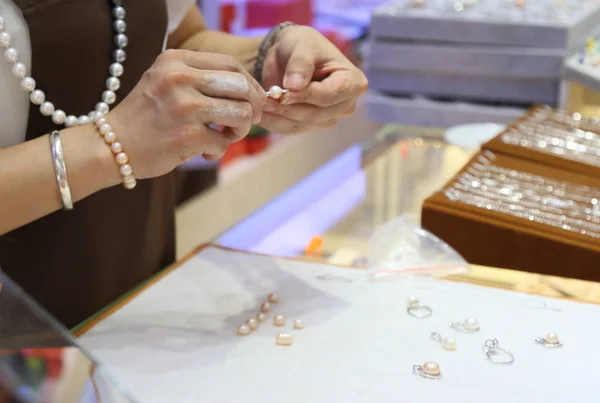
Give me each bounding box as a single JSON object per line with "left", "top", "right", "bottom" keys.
{"left": 99, "top": 123, "right": 112, "bottom": 135}
{"left": 40, "top": 102, "right": 55, "bottom": 116}
{"left": 30, "top": 90, "right": 45, "bottom": 105}
{"left": 293, "top": 319, "right": 304, "bottom": 329}
{"left": 422, "top": 361, "right": 440, "bottom": 376}
{"left": 106, "top": 77, "right": 120, "bottom": 91}
{"left": 442, "top": 337, "right": 457, "bottom": 351}
{"left": 246, "top": 317, "right": 259, "bottom": 331}
{"left": 88, "top": 111, "right": 96, "bottom": 119}
{"left": 51, "top": 110, "right": 66, "bottom": 125}
{"left": 267, "top": 293, "right": 280, "bottom": 304}
{"left": 268, "top": 85, "right": 284, "bottom": 100}
{"left": 20, "top": 77, "right": 36, "bottom": 92}
{"left": 4, "top": 47, "right": 18, "bottom": 63}
{"left": 0, "top": 16, "right": 4, "bottom": 31}
{"left": 96, "top": 102, "right": 110, "bottom": 113}
{"left": 104, "top": 132, "right": 117, "bottom": 144}
{"left": 463, "top": 317, "right": 479, "bottom": 331}
{"left": 115, "top": 152, "right": 128, "bottom": 165}
{"left": 114, "top": 49, "right": 126, "bottom": 62}
{"left": 113, "top": 19, "right": 127, "bottom": 33}
{"left": 273, "top": 314, "right": 286, "bottom": 327}
{"left": 236, "top": 324, "right": 250, "bottom": 336}
{"left": 113, "top": 6, "right": 126, "bottom": 19}
{"left": 123, "top": 177, "right": 136, "bottom": 189}
{"left": 95, "top": 117, "right": 107, "bottom": 128}
{"left": 545, "top": 332, "right": 559, "bottom": 344}
{"left": 78, "top": 115, "right": 91, "bottom": 125}
{"left": 93, "top": 111, "right": 106, "bottom": 121}
{"left": 407, "top": 296, "right": 419, "bottom": 308}
{"left": 120, "top": 164, "right": 132, "bottom": 177}
{"left": 12, "top": 62, "right": 26, "bottom": 79}
{"left": 110, "top": 142, "right": 123, "bottom": 154}
{"left": 115, "top": 34, "right": 128, "bottom": 48}
{"left": 260, "top": 302, "right": 272, "bottom": 313}
{"left": 65, "top": 115, "right": 78, "bottom": 127}
{"left": 0, "top": 32, "right": 11, "bottom": 48}
{"left": 102, "top": 90, "right": 116, "bottom": 104}
{"left": 109, "top": 63, "right": 124, "bottom": 77}
{"left": 275, "top": 333, "right": 293, "bottom": 346}
{"left": 256, "top": 312, "right": 266, "bottom": 322}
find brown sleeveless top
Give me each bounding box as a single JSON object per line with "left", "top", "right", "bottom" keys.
{"left": 0, "top": 0, "right": 175, "bottom": 329}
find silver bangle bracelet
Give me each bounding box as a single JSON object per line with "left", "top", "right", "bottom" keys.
{"left": 49, "top": 131, "right": 74, "bottom": 210}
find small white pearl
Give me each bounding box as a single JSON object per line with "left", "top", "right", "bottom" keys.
{"left": 88, "top": 111, "right": 96, "bottom": 119}
{"left": 120, "top": 164, "right": 132, "bottom": 177}
{"left": 123, "top": 177, "right": 136, "bottom": 189}
{"left": 236, "top": 324, "right": 250, "bottom": 336}
{"left": 99, "top": 123, "right": 112, "bottom": 135}
{"left": 268, "top": 85, "right": 284, "bottom": 100}
{"left": 110, "top": 142, "right": 123, "bottom": 154}
{"left": 96, "top": 102, "right": 110, "bottom": 113}
{"left": 463, "top": 317, "right": 479, "bottom": 331}
{"left": 114, "top": 49, "right": 126, "bottom": 62}
{"left": 115, "top": 152, "right": 128, "bottom": 165}
{"left": 246, "top": 317, "right": 259, "bottom": 331}
{"left": 407, "top": 296, "right": 419, "bottom": 308}
{"left": 293, "top": 319, "right": 304, "bottom": 329}
{"left": 442, "top": 337, "right": 457, "bottom": 351}
{"left": 545, "top": 333, "right": 560, "bottom": 344}
{"left": 40, "top": 102, "right": 55, "bottom": 116}
{"left": 51, "top": 110, "right": 66, "bottom": 125}
{"left": 260, "top": 302, "right": 272, "bottom": 313}
{"left": 93, "top": 111, "right": 106, "bottom": 121}
{"left": 275, "top": 333, "right": 293, "bottom": 346}
{"left": 106, "top": 77, "right": 120, "bottom": 91}
{"left": 113, "top": 19, "right": 127, "bottom": 33}
{"left": 256, "top": 312, "right": 266, "bottom": 322}
{"left": 267, "top": 293, "right": 280, "bottom": 304}
{"left": 0, "top": 32, "right": 11, "bottom": 48}
{"left": 273, "top": 314, "right": 286, "bottom": 327}
{"left": 4, "top": 47, "right": 18, "bottom": 63}
{"left": 115, "top": 34, "right": 128, "bottom": 48}
{"left": 65, "top": 115, "right": 78, "bottom": 127}
{"left": 20, "top": 77, "right": 36, "bottom": 92}
{"left": 12, "top": 62, "right": 26, "bottom": 79}
{"left": 30, "top": 90, "right": 45, "bottom": 105}
{"left": 78, "top": 115, "right": 91, "bottom": 125}
{"left": 102, "top": 90, "right": 116, "bottom": 105}
{"left": 422, "top": 361, "right": 440, "bottom": 376}
{"left": 109, "top": 63, "right": 124, "bottom": 77}
{"left": 104, "top": 132, "right": 117, "bottom": 144}
{"left": 113, "top": 6, "right": 126, "bottom": 19}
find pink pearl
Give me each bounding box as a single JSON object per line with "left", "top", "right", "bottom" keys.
{"left": 260, "top": 302, "right": 272, "bottom": 313}
{"left": 99, "top": 123, "right": 112, "bottom": 135}
{"left": 111, "top": 142, "right": 123, "bottom": 154}
{"left": 273, "top": 314, "right": 286, "bottom": 327}
{"left": 95, "top": 118, "right": 107, "bottom": 128}
{"left": 120, "top": 164, "right": 132, "bottom": 177}
{"left": 267, "top": 293, "right": 280, "bottom": 304}
{"left": 423, "top": 361, "right": 440, "bottom": 376}
{"left": 115, "top": 152, "right": 128, "bottom": 165}
{"left": 104, "top": 132, "right": 117, "bottom": 144}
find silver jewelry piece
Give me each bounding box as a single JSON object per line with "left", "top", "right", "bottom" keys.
{"left": 406, "top": 296, "right": 432, "bottom": 318}
{"left": 49, "top": 131, "right": 73, "bottom": 211}
{"left": 413, "top": 362, "right": 442, "bottom": 380}
{"left": 482, "top": 339, "right": 514, "bottom": 364}
{"left": 449, "top": 317, "right": 480, "bottom": 333}
{"left": 431, "top": 332, "right": 457, "bottom": 351}
{"left": 535, "top": 333, "right": 563, "bottom": 348}
{"left": 264, "top": 87, "right": 289, "bottom": 98}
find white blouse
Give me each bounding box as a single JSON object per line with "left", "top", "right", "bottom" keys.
{"left": 0, "top": 0, "right": 195, "bottom": 148}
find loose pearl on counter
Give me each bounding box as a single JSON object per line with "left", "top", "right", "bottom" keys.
{"left": 267, "top": 85, "right": 284, "bottom": 100}
{"left": 246, "top": 317, "right": 259, "bottom": 331}
{"left": 422, "top": 361, "right": 440, "bottom": 376}
{"left": 276, "top": 333, "right": 293, "bottom": 346}
{"left": 463, "top": 317, "right": 479, "bottom": 331}
{"left": 40, "top": 102, "right": 55, "bottom": 116}
{"left": 260, "top": 302, "right": 272, "bottom": 313}
{"left": 30, "top": 90, "right": 45, "bottom": 105}
{"left": 12, "top": 62, "right": 26, "bottom": 79}
{"left": 256, "top": 312, "right": 266, "bottom": 322}
{"left": 0, "top": 31, "right": 11, "bottom": 48}
{"left": 104, "top": 132, "right": 117, "bottom": 144}
{"left": 106, "top": 77, "right": 121, "bottom": 91}
{"left": 109, "top": 63, "right": 124, "bottom": 77}
{"left": 51, "top": 110, "right": 66, "bottom": 125}
{"left": 65, "top": 115, "right": 78, "bottom": 128}
{"left": 20, "top": 77, "right": 35, "bottom": 92}
{"left": 267, "top": 293, "right": 280, "bottom": 304}
{"left": 545, "top": 333, "right": 560, "bottom": 344}
{"left": 111, "top": 142, "right": 123, "bottom": 154}
{"left": 293, "top": 319, "right": 304, "bottom": 329}
{"left": 407, "top": 296, "right": 420, "bottom": 308}
{"left": 4, "top": 47, "right": 17, "bottom": 63}
{"left": 442, "top": 337, "right": 457, "bottom": 351}
{"left": 273, "top": 314, "right": 286, "bottom": 327}
{"left": 115, "top": 152, "right": 128, "bottom": 165}
{"left": 236, "top": 324, "right": 251, "bottom": 336}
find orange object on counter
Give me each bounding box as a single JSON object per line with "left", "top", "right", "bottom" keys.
{"left": 220, "top": 139, "right": 247, "bottom": 166}
{"left": 305, "top": 236, "right": 323, "bottom": 255}
{"left": 246, "top": 135, "right": 270, "bottom": 155}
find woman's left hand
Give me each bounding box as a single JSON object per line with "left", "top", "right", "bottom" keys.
{"left": 259, "top": 25, "right": 368, "bottom": 134}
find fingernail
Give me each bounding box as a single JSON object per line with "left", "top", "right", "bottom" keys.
{"left": 284, "top": 74, "right": 306, "bottom": 89}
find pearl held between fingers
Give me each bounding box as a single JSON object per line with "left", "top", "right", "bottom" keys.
{"left": 51, "top": 110, "right": 66, "bottom": 125}
{"left": 256, "top": 313, "right": 266, "bottom": 322}
{"left": 236, "top": 324, "right": 251, "bottom": 336}
{"left": 293, "top": 319, "right": 304, "bottom": 329}
{"left": 276, "top": 333, "right": 293, "bottom": 346}
{"left": 273, "top": 314, "right": 286, "bottom": 327}
{"left": 545, "top": 333, "right": 559, "bottom": 344}
{"left": 423, "top": 361, "right": 440, "bottom": 376}
{"left": 12, "top": 62, "right": 26, "bottom": 79}
{"left": 260, "top": 302, "right": 272, "bottom": 313}
{"left": 40, "top": 102, "right": 55, "bottom": 116}
{"left": 104, "top": 132, "right": 117, "bottom": 144}
{"left": 246, "top": 317, "right": 259, "bottom": 331}
{"left": 65, "top": 115, "right": 78, "bottom": 127}
{"left": 463, "top": 317, "right": 479, "bottom": 331}
{"left": 115, "top": 152, "right": 129, "bottom": 165}
{"left": 267, "top": 293, "right": 280, "bottom": 304}
{"left": 268, "top": 85, "right": 284, "bottom": 100}
{"left": 442, "top": 337, "right": 457, "bottom": 351}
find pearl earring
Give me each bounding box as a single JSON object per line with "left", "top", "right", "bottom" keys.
{"left": 406, "top": 296, "right": 432, "bottom": 318}
{"left": 449, "top": 317, "right": 480, "bottom": 333}
{"left": 413, "top": 361, "right": 441, "bottom": 380}
{"left": 483, "top": 339, "right": 514, "bottom": 364}
{"left": 535, "top": 333, "right": 563, "bottom": 348}
{"left": 431, "top": 332, "right": 456, "bottom": 351}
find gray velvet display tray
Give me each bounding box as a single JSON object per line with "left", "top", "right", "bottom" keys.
{"left": 365, "top": 91, "right": 526, "bottom": 127}
{"left": 365, "top": 67, "right": 559, "bottom": 105}
{"left": 370, "top": 0, "right": 600, "bottom": 51}
{"left": 563, "top": 54, "right": 600, "bottom": 93}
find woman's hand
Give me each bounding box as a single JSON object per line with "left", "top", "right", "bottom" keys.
{"left": 108, "top": 49, "right": 266, "bottom": 178}
{"left": 259, "top": 25, "right": 368, "bottom": 134}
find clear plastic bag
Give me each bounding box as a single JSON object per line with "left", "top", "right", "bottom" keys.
{"left": 366, "top": 215, "right": 470, "bottom": 280}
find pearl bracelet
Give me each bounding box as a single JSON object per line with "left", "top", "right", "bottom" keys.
{"left": 93, "top": 117, "right": 136, "bottom": 189}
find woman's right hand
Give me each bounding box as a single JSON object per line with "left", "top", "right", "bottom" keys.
{"left": 107, "top": 49, "right": 266, "bottom": 179}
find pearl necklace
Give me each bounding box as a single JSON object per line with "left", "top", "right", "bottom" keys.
{"left": 0, "top": 0, "right": 128, "bottom": 127}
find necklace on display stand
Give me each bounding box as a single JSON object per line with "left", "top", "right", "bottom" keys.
{"left": 0, "top": 0, "right": 128, "bottom": 128}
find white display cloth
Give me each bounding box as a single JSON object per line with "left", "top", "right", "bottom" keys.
{"left": 80, "top": 246, "right": 600, "bottom": 403}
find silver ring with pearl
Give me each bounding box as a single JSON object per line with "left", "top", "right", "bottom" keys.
{"left": 413, "top": 362, "right": 442, "bottom": 380}
{"left": 535, "top": 333, "right": 563, "bottom": 348}
{"left": 406, "top": 296, "right": 432, "bottom": 318}
{"left": 431, "top": 332, "right": 457, "bottom": 351}
{"left": 448, "top": 317, "right": 480, "bottom": 333}
{"left": 482, "top": 339, "right": 514, "bottom": 364}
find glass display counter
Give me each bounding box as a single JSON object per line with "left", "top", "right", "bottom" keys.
{"left": 0, "top": 271, "right": 135, "bottom": 402}
{"left": 217, "top": 125, "right": 600, "bottom": 303}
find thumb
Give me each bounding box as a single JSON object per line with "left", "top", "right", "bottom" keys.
{"left": 283, "top": 50, "right": 315, "bottom": 91}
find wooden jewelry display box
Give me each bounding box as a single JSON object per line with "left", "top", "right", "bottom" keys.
{"left": 422, "top": 106, "right": 600, "bottom": 281}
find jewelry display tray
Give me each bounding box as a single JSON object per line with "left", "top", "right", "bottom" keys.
{"left": 79, "top": 245, "right": 600, "bottom": 403}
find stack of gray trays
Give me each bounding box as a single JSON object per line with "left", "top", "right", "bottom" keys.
{"left": 365, "top": 0, "right": 600, "bottom": 128}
